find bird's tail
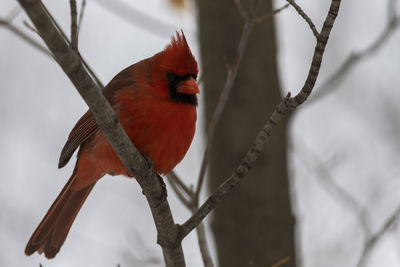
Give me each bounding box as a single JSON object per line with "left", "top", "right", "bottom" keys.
{"left": 25, "top": 175, "right": 95, "bottom": 259}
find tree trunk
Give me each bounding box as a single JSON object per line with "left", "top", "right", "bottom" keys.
{"left": 196, "top": 0, "right": 296, "bottom": 266}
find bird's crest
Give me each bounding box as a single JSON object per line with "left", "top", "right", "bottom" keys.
{"left": 160, "top": 30, "right": 198, "bottom": 77}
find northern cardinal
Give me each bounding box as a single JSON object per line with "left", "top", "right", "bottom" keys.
{"left": 25, "top": 31, "right": 199, "bottom": 259}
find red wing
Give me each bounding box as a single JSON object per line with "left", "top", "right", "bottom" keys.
{"left": 58, "top": 111, "right": 98, "bottom": 168}
{"left": 58, "top": 64, "right": 138, "bottom": 169}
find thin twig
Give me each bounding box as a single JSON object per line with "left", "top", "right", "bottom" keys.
{"left": 167, "top": 171, "right": 192, "bottom": 197}
{"left": 294, "top": 134, "right": 400, "bottom": 267}
{"left": 252, "top": 3, "right": 290, "bottom": 23}
{"left": 388, "top": 0, "right": 397, "bottom": 22}
{"left": 233, "top": 0, "right": 250, "bottom": 20}
{"left": 286, "top": 0, "right": 319, "bottom": 37}
{"left": 41, "top": 0, "right": 104, "bottom": 87}
{"left": 356, "top": 205, "right": 400, "bottom": 267}
{"left": 77, "top": 0, "right": 86, "bottom": 37}
{"left": 0, "top": 19, "right": 52, "bottom": 57}
{"left": 166, "top": 173, "right": 214, "bottom": 267}
{"left": 307, "top": 0, "right": 400, "bottom": 105}
{"left": 192, "top": 218, "right": 214, "bottom": 267}
{"left": 5, "top": 6, "right": 21, "bottom": 22}
{"left": 23, "top": 20, "right": 39, "bottom": 34}
{"left": 69, "top": 0, "right": 78, "bottom": 52}
{"left": 293, "top": 144, "right": 371, "bottom": 236}
{"left": 167, "top": 175, "right": 192, "bottom": 208}
{"left": 178, "top": 0, "right": 342, "bottom": 240}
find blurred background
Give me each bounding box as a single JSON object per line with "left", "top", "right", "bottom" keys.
{"left": 0, "top": 0, "right": 399, "bottom": 266}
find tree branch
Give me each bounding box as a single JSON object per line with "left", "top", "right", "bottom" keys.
{"left": 167, "top": 173, "right": 192, "bottom": 208}
{"left": 294, "top": 139, "right": 400, "bottom": 267}
{"left": 178, "top": 0, "right": 342, "bottom": 240}
{"left": 287, "top": 0, "right": 319, "bottom": 37}
{"left": 77, "top": 0, "right": 86, "bottom": 37}
{"left": 0, "top": 17, "right": 52, "bottom": 57}
{"left": 356, "top": 205, "right": 400, "bottom": 267}
{"left": 192, "top": 217, "right": 214, "bottom": 267}
{"left": 252, "top": 4, "right": 290, "bottom": 23}
{"left": 293, "top": 144, "right": 371, "bottom": 236}
{"left": 17, "top": 0, "right": 184, "bottom": 266}
{"left": 69, "top": 0, "right": 78, "bottom": 52}
{"left": 308, "top": 0, "right": 400, "bottom": 104}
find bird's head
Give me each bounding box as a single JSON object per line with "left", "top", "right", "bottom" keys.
{"left": 151, "top": 30, "right": 199, "bottom": 106}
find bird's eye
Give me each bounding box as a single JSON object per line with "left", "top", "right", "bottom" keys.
{"left": 166, "top": 72, "right": 176, "bottom": 82}
{"left": 192, "top": 74, "right": 197, "bottom": 81}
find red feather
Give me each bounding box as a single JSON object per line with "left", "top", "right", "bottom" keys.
{"left": 25, "top": 31, "right": 199, "bottom": 258}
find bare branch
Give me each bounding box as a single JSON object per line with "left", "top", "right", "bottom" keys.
{"left": 252, "top": 4, "right": 290, "bottom": 23}
{"left": 388, "top": 0, "right": 398, "bottom": 22}
{"left": 179, "top": 0, "right": 342, "bottom": 240}
{"left": 43, "top": 1, "right": 103, "bottom": 87}
{"left": 293, "top": 145, "right": 371, "bottom": 236}
{"left": 233, "top": 0, "right": 250, "bottom": 20}
{"left": 286, "top": 0, "right": 319, "bottom": 37}
{"left": 308, "top": 0, "right": 400, "bottom": 105}
{"left": 0, "top": 18, "right": 52, "bottom": 57}
{"left": 17, "top": 1, "right": 184, "bottom": 265}
{"left": 167, "top": 171, "right": 192, "bottom": 198}
{"left": 69, "top": 0, "right": 78, "bottom": 51}
{"left": 166, "top": 174, "right": 192, "bottom": 208}
{"left": 193, "top": 220, "right": 214, "bottom": 267}
{"left": 293, "top": 135, "right": 400, "bottom": 267}
{"left": 23, "top": 20, "right": 39, "bottom": 34}
{"left": 356, "top": 205, "right": 400, "bottom": 267}
{"left": 166, "top": 173, "right": 214, "bottom": 266}
{"left": 77, "top": 0, "right": 86, "bottom": 37}
{"left": 234, "top": 0, "right": 289, "bottom": 23}
{"left": 5, "top": 6, "right": 21, "bottom": 21}
{"left": 5, "top": 3, "right": 102, "bottom": 89}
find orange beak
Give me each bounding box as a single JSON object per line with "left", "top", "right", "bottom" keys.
{"left": 176, "top": 77, "right": 200, "bottom": 95}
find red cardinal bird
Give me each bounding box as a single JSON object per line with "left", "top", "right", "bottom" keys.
{"left": 25, "top": 31, "right": 199, "bottom": 259}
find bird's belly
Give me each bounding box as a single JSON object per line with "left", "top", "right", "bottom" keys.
{"left": 124, "top": 105, "right": 196, "bottom": 174}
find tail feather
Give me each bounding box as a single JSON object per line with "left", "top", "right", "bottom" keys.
{"left": 25, "top": 176, "right": 95, "bottom": 259}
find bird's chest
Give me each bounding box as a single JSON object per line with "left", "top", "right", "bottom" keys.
{"left": 116, "top": 95, "right": 197, "bottom": 174}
